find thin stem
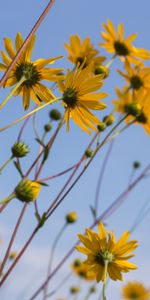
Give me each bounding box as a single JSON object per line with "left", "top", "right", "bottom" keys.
{"left": 46, "top": 272, "right": 72, "bottom": 298}
{"left": 105, "top": 54, "right": 116, "bottom": 69}
{"left": 0, "top": 0, "right": 55, "bottom": 88}
{"left": 0, "top": 77, "right": 25, "bottom": 108}
{"left": 0, "top": 98, "right": 61, "bottom": 133}
{"left": 43, "top": 223, "right": 67, "bottom": 299}
{"left": 94, "top": 141, "right": 114, "bottom": 219}
{"left": 0, "top": 156, "right": 13, "bottom": 173}
{"left": 0, "top": 193, "right": 15, "bottom": 205}
{"left": 38, "top": 163, "right": 79, "bottom": 182}
{"left": 0, "top": 204, "right": 27, "bottom": 276}
{"left": 102, "top": 261, "right": 108, "bottom": 300}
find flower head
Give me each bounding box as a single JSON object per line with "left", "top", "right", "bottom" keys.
{"left": 64, "top": 35, "right": 105, "bottom": 69}
{"left": 71, "top": 259, "right": 95, "bottom": 281}
{"left": 100, "top": 20, "right": 150, "bottom": 64}
{"left": 113, "top": 87, "right": 150, "bottom": 135}
{"left": 66, "top": 211, "right": 77, "bottom": 224}
{"left": 118, "top": 60, "right": 150, "bottom": 92}
{"left": 122, "top": 281, "right": 150, "bottom": 300}
{"left": 58, "top": 66, "right": 107, "bottom": 134}
{"left": 15, "top": 179, "right": 41, "bottom": 203}
{"left": 76, "top": 223, "right": 138, "bottom": 282}
{"left": 0, "top": 33, "right": 63, "bottom": 109}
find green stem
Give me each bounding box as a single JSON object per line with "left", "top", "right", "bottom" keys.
{"left": 0, "top": 193, "right": 15, "bottom": 205}
{"left": 105, "top": 54, "right": 116, "bottom": 69}
{"left": 0, "top": 97, "right": 62, "bottom": 133}
{"left": 0, "top": 156, "right": 13, "bottom": 173}
{"left": 102, "top": 261, "right": 108, "bottom": 300}
{"left": 0, "top": 76, "right": 25, "bottom": 109}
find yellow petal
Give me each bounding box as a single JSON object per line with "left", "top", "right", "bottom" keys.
{"left": 4, "top": 38, "right": 16, "bottom": 59}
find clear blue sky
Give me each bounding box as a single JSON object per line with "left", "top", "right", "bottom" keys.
{"left": 0, "top": 1, "right": 150, "bottom": 299}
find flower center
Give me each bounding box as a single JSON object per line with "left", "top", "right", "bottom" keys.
{"left": 14, "top": 62, "right": 41, "bottom": 88}
{"left": 129, "top": 292, "right": 139, "bottom": 299}
{"left": 63, "top": 87, "right": 78, "bottom": 108}
{"left": 130, "top": 75, "right": 143, "bottom": 90}
{"left": 95, "top": 250, "right": 114, "bottom": 266}
{"left": 114, "top": 41, "right": 129, "bottom": 56}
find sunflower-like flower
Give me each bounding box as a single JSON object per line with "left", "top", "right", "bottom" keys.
{"left": 71, "top": 259, "right": 95, "bottom": 281}
{"left": 118, "top": 60, "right": 150, "bottom": 92}
{"left": 112, "top": 87, "right": 150, "bottom": 135}
{"left": 122, "top": 281, "right": 150, "bottom": 300}
{"left": 58, "top": 66, "right": 107, "bottom": 134}
{"left": 64, "top": 35, "right": 105, "bottom": 70}
{"left": 0, "top": 33, "right": 63, "bottom": 110}
{"left": 100, "top": 20, "right": 150, "bottom": 64}
{"left": 76, "top": 223, "right": 138, "bottom": 282}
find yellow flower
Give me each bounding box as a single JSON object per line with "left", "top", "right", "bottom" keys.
{"left": 118, "top": 60, "right": 150, "bottom": 92}
{"left": 100, "top": 20, "right": 150, "bottom": 64}
{"left": 113, "top": 87, "right": 150, "bottom": 135}
{"left": 76, "top": 223, "right": 138, "bottom": 282}
{"left": 0, "top": 33, "right": 63, "bottom": 110}
{"left": 71, "top": 259, "right": 95, "bottom": 281}
{"left": 122, "top": 281, "right": 150, "bottom": 300}
{"left": 64, "top": 35, "right": 105, "bottom": 69}
{"left": 58, "top": 66, "right": 107, "bottom": 134}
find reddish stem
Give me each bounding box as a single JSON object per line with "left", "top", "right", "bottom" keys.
{"left": 0, "top": 204, "right": 27, "bottom": 275}
{"left": 0, "top": 0, "right": 55, "bottom": 88}
{"left": 38, "top": 163, "right": 79, "bottom": 182}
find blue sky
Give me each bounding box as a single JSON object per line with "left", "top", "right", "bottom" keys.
{"left": 0, "top": 1, "right": 150, "bottom": 299}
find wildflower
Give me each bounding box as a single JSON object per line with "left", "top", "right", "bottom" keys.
{"left": 58, "top": 66, "right": 107, "bottom": 134}
{"left": 72, "top": 259, "right": 95, "bottom": 281}
{"left": 0, "top": 33, "right": 63, "bottom": 109}
{"left": 9, "top": 251, "right": 17, "bottom": 260}
{"left": 66, "top": 211, "right": 77, "bottom": 224}
{"left": 113, "top": 87, "right": 150, "bottom": 135}
{"left": 118, "top": 60, "right": 150, "bottom": 92}
{"left": 122, "top": 281, "right": 150, "bottom": 300}
{"left": 103, "top": 114, "right": 115, "bottom": 126}
{"left": 76, "top": 223, "right": 138, "bottom": 282}
{"left": 70, "top": 286, "right": 80, "bottom": 294}
{"left": 100, "top": 20, "right": 150, "bottom": 64}
{"left": 64, "top": 35, "right": 105, "bottom": 69}
{"left": 15, "top": 179, "right": 41, "bottom": 203}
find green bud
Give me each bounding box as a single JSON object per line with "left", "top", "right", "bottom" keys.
{"left": 103, "top": 114, "right": 115, "bottom": 126}
{"left": 15, "top": 179, "right": 41, "bottom": 203}
{"left": 49, "top": 109, "right": 62, "bottom": 121}
{"left": 44, "top": 123, "right": 52, "bottom": 132}
{"left": 90, "top": 286, "right": 96, "bottom": 293}
{"left": 66, "top": 211, "right": 77, "bottom": 224}
{"left": 70, "top": 286, "right": 80, "bottom": 294}
{"left": 85, "top": 148, "right": 93, "bottom": 158}
{"left": 97, "top": 122, "right": 106, "bottom": 132}
{"left": 73, "top": 259, "right": 82, "bottom": 267}
{"left": 11, "top": 141, "right": 29, "bottom": 158}
{"left": 94, "top": 65, "right": 109, "bottom": 78}
{"left": 133, "top": 161, "right": 141, "bottom": 169}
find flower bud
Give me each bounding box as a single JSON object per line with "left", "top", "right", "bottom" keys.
{"left": 94, "top": 65, "right": 109, "bottom": 78}
{"left": 44, "top": 123, "right": 52, "bottom": 132}
{"left": 103, "top": 114, "right": 115, "bottom": 126}
{"left": 133, "top": 161, "right": 141, "bottom": 169}
{"left": 70, "top": 286, "right": 80, "bottom": 294}
{"left": 124, "top": 103, "right": 141, "bottom": 117}
{"left": 9, "top": 251, "right": 17, "bottom": 260}
{"left": 97, "top": 122, "right": 106, "bottom": 132}
{"left": 11, "top": 142, "right": 29, "bottom": 158}
{"left": 66, "top": 211, "right": 77, "bottom": 224}
{"left": 15, "top": 179, "right": 41, "bottom": 203}
{"left": 49, "top": 109, "right": 62, "bottom": 121}
{"left": 90, "top": 286, "right": 96, "bottom": 293}
{"left": 85, "top": 148, "right": 93, "bottom": 158}
{"left": 73, "top": 259, "right": 82, "bottom": 267}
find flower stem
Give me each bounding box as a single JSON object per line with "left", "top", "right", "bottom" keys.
{"left": 0, "top": 76, "right": 25, "bottom": 109}
{"left": 102, "top": 261, "right": 108, "bottom": 300}
{"left": 0, "top": 156, "right": 13, "bottom": 173}
{"left": 0, "top": 193, "right": 15, "bottom": 205}
{"left": 105, "top": 54, "right": 116, "bottom": 69}
{"left": 0, "top": 97, "right": 62, "bottom": 133}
